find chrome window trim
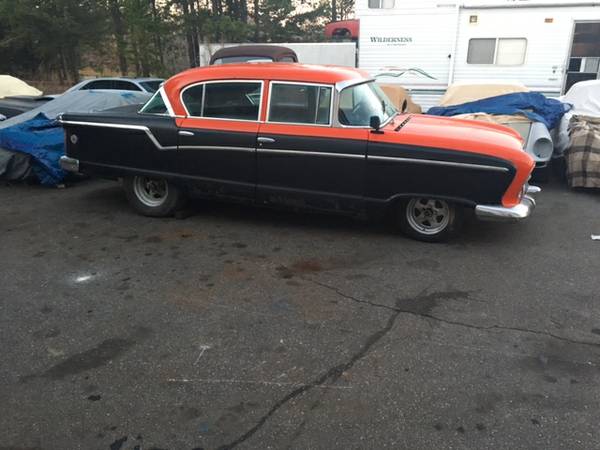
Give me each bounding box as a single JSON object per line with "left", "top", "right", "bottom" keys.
{"left": 334, "top": 78, "right": 375, "bottom": 92}
{"left": 138, "top": 86, "right": 175, "bottom": 117}
{"left": 367, "top": 155, "right": 509, "bottom": 172}
{"left": 334, "top": 79, "right": 397, "bottom": 128}
{"left": 266, "top": 80, "right": 334, "bottom": 127}
{"left": 179, "top": 79, "right": 264, "bottom": 123}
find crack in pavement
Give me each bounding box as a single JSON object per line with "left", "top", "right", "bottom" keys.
{"left": 217, "top": 280, "right": 600, "bottom": 449}
{"left": 216, "top": 288, "right": 417, "bottom": 450}
{"left": 309, "top": 278, "right": 600, "bottom": 350}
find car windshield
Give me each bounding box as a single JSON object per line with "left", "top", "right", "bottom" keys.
{"left": 139, "top": 80, "right": 163, "bottom": 93}
{"left": 338, "top": 81, "right": 397, "bottom": 126}
{"left": 213, "top": 56, "right": 273, "bottom": 65}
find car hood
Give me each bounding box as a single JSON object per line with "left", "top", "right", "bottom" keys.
{"left": 379, "top": 114, "right": 530, "bottom": 165}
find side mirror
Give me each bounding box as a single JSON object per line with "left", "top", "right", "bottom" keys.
{"left": 369, "top": 115, "right": 381, "bottom": 131}
{"left": 401, "top": 99, "right": 408, "bottom": 113}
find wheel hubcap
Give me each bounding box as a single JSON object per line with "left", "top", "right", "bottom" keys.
{"left": 133, "top": 176, "right": 168, "bottom": 207}
{"left": 406, "top": 198, "right": 451, "bottom": 235}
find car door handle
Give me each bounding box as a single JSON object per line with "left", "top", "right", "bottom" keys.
{"left": 178, "top": 130, "right": 194, "bottom": 136}
{"left": 257, "top": 137, "right": 275, "bottom": 144}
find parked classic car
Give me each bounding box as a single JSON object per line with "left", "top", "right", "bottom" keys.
{"left": 209, "top": 45, "right": 298, "bottom": 65}
{"left": 59, "top": 64, "right": 539, "bottom": 241}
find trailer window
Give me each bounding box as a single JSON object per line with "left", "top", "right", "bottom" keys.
{"left": 368, "top": 0, "right": 394, "bottom": 8}
{"left": 467, "top": 38, "right": 527, "bottom": 65}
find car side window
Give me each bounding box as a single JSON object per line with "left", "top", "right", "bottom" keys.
{"left": 182, "top": 82, "right": 262, "bottom": 121}
{"left": 82, "top": 80, "right": 113, "bottom": 90}
{"left": 268, "top": 83, "right": 332, "bottom": 125}
{"left": 182, "top": 85, "right": 204, "bottom": 116}
{"left": 113, "top": 80, "right": 142, "bottom": 91}
{"left": 140, "top": 90, "right": 168, "bottom": 115}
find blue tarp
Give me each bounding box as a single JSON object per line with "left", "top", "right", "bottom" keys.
{"left": 0, "top": 113, "right": 64, "bottom": 185}
{"left": 427, "top": 92, "right": 571, "bottom": 130}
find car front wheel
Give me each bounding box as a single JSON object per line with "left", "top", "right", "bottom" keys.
{"left": 123, "top": 176, "right": 186, "bottom": 217}
{"left": 398, "top": 197, "right": 462, "bottom": 242}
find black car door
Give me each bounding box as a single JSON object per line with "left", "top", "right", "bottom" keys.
{"left": 256, "top": 81, "right": 368, "bottom": 213}
{"left": 176, "top": 80, "right": 263, "bottom": 201}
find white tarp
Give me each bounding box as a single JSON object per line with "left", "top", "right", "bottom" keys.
{"left": 555, "top": 80, "right": 600, "bottom": 156}
{"left": 0, "top": 75, "right": 42, "bottom": 98}
{"left": 0, "top": 89, "right": 151, "bottom": 129}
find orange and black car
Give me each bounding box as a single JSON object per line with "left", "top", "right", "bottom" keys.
{"left": 59, "top": 63, "right": 539, "bottom": 242}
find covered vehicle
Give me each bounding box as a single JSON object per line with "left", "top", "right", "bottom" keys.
{"left": 65, "top": 77, "right": 164, "bottom": 94}
{"left": 554, "top": 80, "right": 600, "bottom": 188}
{"left": 0, "top": 75, "right": 42, "bottom": 98}
{"left": 59, "top": 64, "right": 539, "bottom": 242}
{"left": 554, "top": 80, "right": 600, "bottom": 156}
{"left": 428, "top": 83, "right": 570, "bottom": 173}
{"left": 209, "top": 45, "right": 298, "bottom": 65}
{"left": 0, "top": 90, "right": 151, "bottom": 185}
{"left": 0, "top": 76, "right": 49, "bottom": 120}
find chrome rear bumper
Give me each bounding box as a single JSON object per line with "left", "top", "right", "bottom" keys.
{"left": 59, "top": 156, "right": 79, "bottom": 173}
{"left": 475, "top": 185, "right": 540, "bottom": 222}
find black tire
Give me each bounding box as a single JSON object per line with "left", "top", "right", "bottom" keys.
{"left": 397, "top": 197, "right": 462, "bottom": 242}
{"left": 123, "top": 176, "right": 186, "bottom": 217}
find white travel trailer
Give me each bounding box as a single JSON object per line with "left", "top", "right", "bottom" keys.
{"left": 356, "top": 0, "right": 600, "bottom": 108}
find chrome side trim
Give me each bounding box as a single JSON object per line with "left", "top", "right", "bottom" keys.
{"left": 475, "top": 195, "right": 536, "bottom": 222}
{"left": 59, "top": 155, "right": 79, "bottom": 172}
{"left": 258, "top": 148, "right": 364, "bottom": 159}
{"left": 368, "top": 155, "right": 509, "bottom": 172}
{"left": 527, "top": 185, "right": 542, "bottom": 195}
{"left": 179, "top": 145, "right": 254, "bottom": 152}
{"left": 58, "top": 120, "right": 177, "bottom": 151}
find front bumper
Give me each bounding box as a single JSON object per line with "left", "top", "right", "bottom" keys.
{"left": 59, "top": 156, "right": 79, "bottom": 173}
{"left": 475, "top": 185, "right": 540, "bottom": 222}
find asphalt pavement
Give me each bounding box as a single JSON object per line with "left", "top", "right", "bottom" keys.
{"left": 1, "top": 177, "right": 599, "bottom": 450}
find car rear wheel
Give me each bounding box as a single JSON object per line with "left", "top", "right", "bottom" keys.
{"left": 123, "top": 176, "right": 186, "bottom": 217}
{"left": 398, "top": 197, "right": 461, "bottom": 242}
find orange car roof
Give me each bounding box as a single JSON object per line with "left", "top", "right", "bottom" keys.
{"left": 164, "top": 63, "right": 370, "bottom": 93}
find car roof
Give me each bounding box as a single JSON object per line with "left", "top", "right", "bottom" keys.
{"left": 209, "top": 45, "right": 297, "bottom": 64}
{"left": 165, "top": 63, "right": 369, "bottom": 93}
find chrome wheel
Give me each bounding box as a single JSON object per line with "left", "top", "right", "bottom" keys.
{"left": 132, "top": 176, "right": 168, "bottom": 207}
{"left": 406, "top": 198, "right": 451, "bottom": 235}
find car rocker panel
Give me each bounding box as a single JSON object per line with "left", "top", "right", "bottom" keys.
{"left": 59, "top": 63, "right": 539, "bottom": 241}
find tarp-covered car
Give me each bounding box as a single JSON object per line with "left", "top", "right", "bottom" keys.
{"left": 555, "top": 80, "right": 600, "bottom": 188}
{"left": 0, "top": 90, "right": 150, "bottom": 185}
{"left": 428, "top": 83, "right": 570, "bottom": 174}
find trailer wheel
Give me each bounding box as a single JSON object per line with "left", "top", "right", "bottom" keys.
{"left": 123, "top": 176, "right": 186, "bottom": 217}
{"left": 397, "top": 197, "right": 462, "bottom": 242}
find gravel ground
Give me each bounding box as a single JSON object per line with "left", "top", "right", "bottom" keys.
{"left": 1, "top": 177, "right": 599, "bottom": 450}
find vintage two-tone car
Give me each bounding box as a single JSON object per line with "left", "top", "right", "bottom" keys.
{"left": 59, "top": 64, "right": 539, "bottom": 241}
